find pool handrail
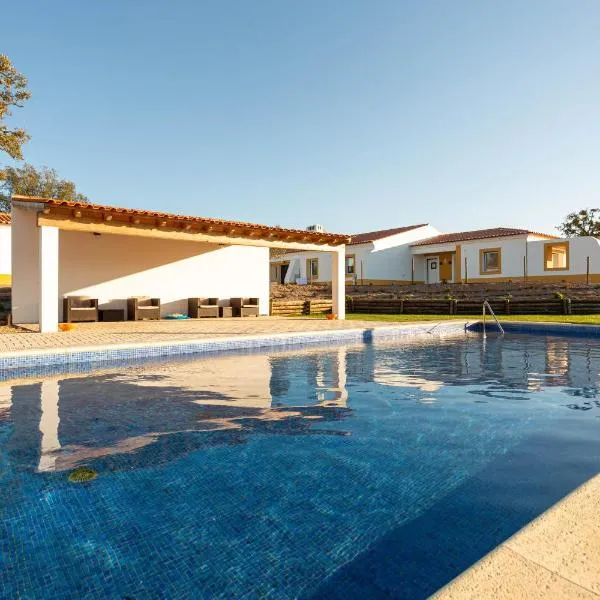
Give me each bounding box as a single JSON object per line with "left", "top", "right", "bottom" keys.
{"left": 482, "top": 300, "right": 505, "bottom": 337}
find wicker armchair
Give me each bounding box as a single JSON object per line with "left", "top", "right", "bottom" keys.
{"left": 63, "top": 296, "right": 99, "bottom": 323}
{"left": 188, "top": 297, "right": 219, "bottom": 318}
{"left": 127, "top": 297, "right": 161, "bottom": 320}
{"left": 230, "top": 297, "right": 259, "bottom": 317}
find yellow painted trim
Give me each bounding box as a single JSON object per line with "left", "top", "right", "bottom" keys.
{"left": 438, "top": 252, "right": 453, "bottom": 282}
{"left": 479, "top": 247, "right": 502, "bottom": 275}
{"left": 347, "top": 279, "right": 423, "bottom": 286}
{"left": 460, "top": 274, "right": 600, "bottom": 284}
{"left": 543, "top": 241, "right": 570, "bottom": 271}
{"left": 306, "top": 257, "right": 319, "bottom": 281}
{"left": 455, "top": 244, "right": 462, "bottom": 283}
{"left": 0, "top": 274, "right": 11, "bottom": 286}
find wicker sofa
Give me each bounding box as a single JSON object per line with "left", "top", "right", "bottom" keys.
{"left": 127, "top": 297, "right": 161, "bottom": 321}
{"left": 63, "top": 296, "right": 99, "bottom": 323}
{"left": 230, "top": 297, "right": 259, "bottom": 317}
{"left": 188, "top": 297, "right": 219, "bottom": 318}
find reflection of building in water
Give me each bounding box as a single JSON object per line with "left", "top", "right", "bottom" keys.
{"left": 3, "top": 337, "right": 600, "bottom": 475}
{"left": 270, "top": 347, "right": 349, "bottom": 407}
{"left": 368, "top": 336, "right": 600, "bottom": 397}
{"left": 545, "top": 340, "right": 570, "bottom": 385}
{"left": 38, "top": 381, "right": 60, "bottom": 472}
{"left": 2, "top": 349, "right": 350, "bottom": 474}
{"left": 374, "top": 367, "right": 443, "bottom": 392}
{"left": 113, "top": 354, "right": 274, "bottom": 408}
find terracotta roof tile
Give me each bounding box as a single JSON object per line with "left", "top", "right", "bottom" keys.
{"left": 0, "top": 213, "right": 10, "bottom": 225}
{"left": 411, "top": 227, "right": 558, "bottom": 247}
{"left": 349, "top": 224, "right": 428, "bottom": 245}
{"left": 11, "top": 195, "right": 350, "bottom": 245}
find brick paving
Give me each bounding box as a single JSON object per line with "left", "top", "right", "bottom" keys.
{"left": 0, "top": 317, "right": 413, "bottom": 354}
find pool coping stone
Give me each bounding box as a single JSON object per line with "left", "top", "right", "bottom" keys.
{"left": 0, "top": 320, "right": 470, "bottom": 373}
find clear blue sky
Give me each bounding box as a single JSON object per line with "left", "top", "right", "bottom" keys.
{"left": 3, "top": 1, "right": 600, "bottom": 235}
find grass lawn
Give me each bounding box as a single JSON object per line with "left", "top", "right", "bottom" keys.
{"left": 344, "top": 313, "right": 600, "bottom": 325}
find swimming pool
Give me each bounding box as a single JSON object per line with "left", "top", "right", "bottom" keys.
{"left": 0, "top": 333, "right": 599, "bottom": 599}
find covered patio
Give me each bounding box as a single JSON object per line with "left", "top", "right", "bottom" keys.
{"left": 10, "top": 195, "right": 350, "bottom": 333}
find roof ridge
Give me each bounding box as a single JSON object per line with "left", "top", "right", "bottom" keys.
{"left": 349, "top": 223, "right": 429, "bottom": 245}
{"left": 412, "top": 226, "right": 558, "bottom": 246}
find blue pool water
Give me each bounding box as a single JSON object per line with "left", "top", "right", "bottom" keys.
{"left": 0, "top": 333, "right": 599, "bottom": 599}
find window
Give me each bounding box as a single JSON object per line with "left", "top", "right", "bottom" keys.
{"left": 479, "top": 248, "right": 501, "bottom": 274}
{"left": 306, "top": 258, "right": 319, "bottom": 281}
{"left": 345, "top": 255, "right": 356, "bottom": 275}
{"left": 544, "top": 242, "right": 569, "bottom": 271}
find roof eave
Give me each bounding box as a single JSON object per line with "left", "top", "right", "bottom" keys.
{"left": 11, "top": 195, "right": 351, "bottom": 246}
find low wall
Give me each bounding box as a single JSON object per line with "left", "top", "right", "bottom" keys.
{"left": 347, "top": 297, "right": 600, "bottom": 316}
{"left": 270, "top": 299, "right": 333, "bottom": 316}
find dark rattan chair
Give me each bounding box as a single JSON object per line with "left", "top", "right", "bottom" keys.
{"left": 127, "top": 297, "right": 161, "bottom": 320}
{"left": 63, "top": 296, "right": 99, "bottom": 323}
{"left": 230, "top": 297, "right": 259, "bottom": 317}
{"left": 188, "top": 297, "right": 219, "bottom": 318}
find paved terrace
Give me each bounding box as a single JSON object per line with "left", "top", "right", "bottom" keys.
{"left": 432, "top": 474, "right": 600, "bottom": 599}
{"left": 0, "top": 317, "right": 434, "bottom": 354}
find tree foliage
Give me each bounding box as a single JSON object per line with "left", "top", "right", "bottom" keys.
{"left": 557, "top": 209, "right": 600, "bottom": 238}
{"left": 0, "top": 163, "right": 88, "bottom": 212}
{"left": 0, "top": 54, "right": 31, "bottom": 160}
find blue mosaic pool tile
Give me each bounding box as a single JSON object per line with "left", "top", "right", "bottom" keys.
{"left": 0, "top": 322, "right": 469, "bottom": 376}
{"left": 1, "top": 333, "right": 600, "bottom": 599}
{"left": 467, "top": 321, "right": 600, "bottom": 338}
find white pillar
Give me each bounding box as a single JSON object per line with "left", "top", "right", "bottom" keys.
{"left": 39, "top": 225, "right": 59, "bottom": 333}
{"left": 331, "top": 247, "right": 346, "bottom": 320}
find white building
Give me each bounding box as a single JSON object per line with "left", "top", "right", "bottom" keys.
{"left": 10, "top": 195, "right": 349, "bottom": 332}
{"left": 271, "top": 224, "right": 441, "bottom": 285}
{"left": 0, "top": 213, "right": 11, "bottom": 286}
{"left": 411, "top": 227, "right": 600, "bottom": 284}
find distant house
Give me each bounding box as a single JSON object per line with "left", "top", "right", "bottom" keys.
{"left": 0, "top": 213, "right": 11, "bottom": 286}
{"left": 271, "top": 222, "right": 600, "bottom": 287}
{"left": 410, "top": 227, "right": 600, "bottom": 283}
{"left": 271, "top": 224, "right": 440, "bottom": 285}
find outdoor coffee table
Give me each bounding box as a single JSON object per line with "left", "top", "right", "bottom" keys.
{"left": 99, "top": 309, "right": 125, "bottom": 322}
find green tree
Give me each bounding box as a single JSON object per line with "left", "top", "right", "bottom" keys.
{"left": 0, "top": 164, "right": 88, "bottom": 212}
{"left": 557, "top": 209, "right": 600, "bottom": 237}
{"left": 0, "top": 54, "right": 31, "bottom": 160}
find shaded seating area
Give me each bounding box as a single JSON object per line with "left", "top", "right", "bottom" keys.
{"left": 63, "top": 296, "right": 99, "bottom": 323}
{"left": 188, "top": 297, "right": 219, "bottom": 318}
{"left": 231, "top": 297, "right": 259, "bottom": 317}
{"left": 127, "top": 297, "right": 161, "bottom": 321}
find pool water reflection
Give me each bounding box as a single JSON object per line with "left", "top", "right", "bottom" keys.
{"left": 0, "top": 334, "right": 599, "bottom": 599}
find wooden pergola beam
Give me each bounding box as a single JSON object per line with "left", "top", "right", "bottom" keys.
{"left": 37, "top": 213, "right": 346, "bottom": 252}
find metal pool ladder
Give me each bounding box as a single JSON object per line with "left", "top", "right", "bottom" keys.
{"left": 482, "top": 300, "right": 504, "bottom": 338}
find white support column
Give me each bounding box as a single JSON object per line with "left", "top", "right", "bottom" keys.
{"left": 39, "top": 225, "right": 59, "bottom": 333}
{"left": 331, "top": 247, "right": 346, "bottom": 320}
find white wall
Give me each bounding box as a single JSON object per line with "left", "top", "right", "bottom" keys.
{"left": 527, "top": 236, "right": 600, "bottom": 277}
{"left": 12, "top": 205, "right": 270, "bottom": 323}
{"left": 461, "top": 235, "right": 600, "bottom": 280}
{"left": 460, "top": 236, "right": 530, "bottom": 280}
{"left": 0, "top": 224, "right": 11, "bottom": 277}
{"left": 272, "top": 225, "right": 440, "bottom": 283}
{"left": 364, "top": 225, "right": 440, "bottom": 282}
{"left": 413, "top": 235, "right": 600, "bottom": 283}
{"left": 58, "top": 230, "right": 270, "bottom": 319}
